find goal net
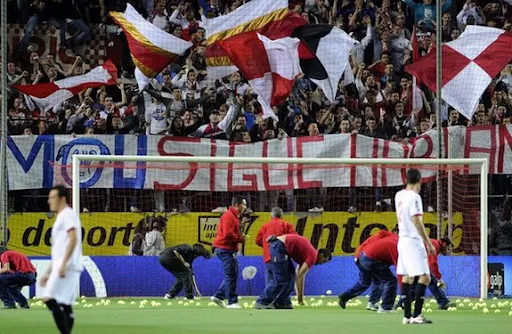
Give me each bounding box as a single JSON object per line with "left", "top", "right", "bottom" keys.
{"left": 5, "top": 155, "right": 488, "bottom": 299}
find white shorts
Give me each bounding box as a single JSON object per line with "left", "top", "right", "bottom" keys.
{"left": 396, "top": 237, "right": 429, "bottom": 277}
{"left": 43, "top": 270, "right": 81, "bottom": 305}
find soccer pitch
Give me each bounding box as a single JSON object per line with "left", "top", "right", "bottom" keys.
{"left": 4, "top": 297, "right": 511, "bottom": 334}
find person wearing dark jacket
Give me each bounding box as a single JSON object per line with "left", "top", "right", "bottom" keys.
{"left": 211, "top": 196, "right": 247, "bottom": 309}
{"left": 160, "top": 244, "right": 211, "bottom": 300}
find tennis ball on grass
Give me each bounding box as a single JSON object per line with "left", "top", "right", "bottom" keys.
{"left": 483, "top": 308, "right": 489, "bottom": 314}
{"left": 495, "top": 309, "right": 500, "bottom": 314}
{"left": 130, "top": 301, "right": 136, "bottom": 305}
{"left": 326, "top": 290, "right": 332, "bottom": 295}
{"left": 426, "top": 308, "right": 432, "bottom": 313}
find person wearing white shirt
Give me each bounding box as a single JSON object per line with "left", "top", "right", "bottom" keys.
{"left": 145, "top": 99, "right": 170, "bottom": 135}
{"left": 40, "top": 185, "right": 83, "bottom": 334}
{"left": 395, "top": 169, "right": 437, "bottom": 325}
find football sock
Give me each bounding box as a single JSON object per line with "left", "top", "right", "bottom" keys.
{"left": 45, "top": 299, "right": 70, "bottom": 334}
{"left": 413, "top": 283, "right": 428, "bottom": 318}
{"left": 401, "top": 283, "right": 412, "bottom": 319}
{"left": 62, "top": 305, "right": 75, "bottom": 332}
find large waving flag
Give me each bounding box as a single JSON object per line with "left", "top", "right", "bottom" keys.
{"left": 14, "top": 61, "right": 118, "bottom": 112}
{"left": 204, "top": 0, "right": 306, "bottom": 80}
{"left": 110, "top": 4, "right": 192, "bottom": 89}
{"left": 219, "top": 33, "right": 301, "bottom": 121}
{"left": 291, "top": 25, "right": 355, "bottom": 102}
{"left": 406, "top": 26, "right": 512, "bottom": 119}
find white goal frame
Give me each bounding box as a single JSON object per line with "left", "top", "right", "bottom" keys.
{"left": 72, "top": 155, "right": 489, "bottom": 299}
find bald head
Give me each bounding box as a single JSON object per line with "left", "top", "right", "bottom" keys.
{"left": 271, "top": 207, "right": 283, "bottom": 219}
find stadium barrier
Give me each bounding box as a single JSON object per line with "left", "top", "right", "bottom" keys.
{"left": 23, "top": 256, "right": 510, "bottom": 298}
{"left": 7, "top": 212, "right": 465, "bottom": 256}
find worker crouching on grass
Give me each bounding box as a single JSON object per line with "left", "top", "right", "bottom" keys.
{"left": 160, "top": 244, "right": 212, "bottom": 300}
{"left": 0, "top": 245, "right": 37, "bottom": 309}
{"left": 255, "top": 234, "right": 332, "bottom": 309}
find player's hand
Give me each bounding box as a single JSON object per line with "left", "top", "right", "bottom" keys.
{"left": 39, "top": 274, "right": 49, "bottom": 287}
{"left": 184, "top": 262, "right": 191, "bottom": 269}
{"left": 427, "top": 243, "right": 436, "bottom": 255}
{"left": 58, "top": 266, "right": 67, "bottom": 278}
{"left": 437, "top": 279, "right": 446, "bottom": 288}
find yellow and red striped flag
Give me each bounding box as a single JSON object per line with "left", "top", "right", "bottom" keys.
{"left": 110, "top": 4, "right": 192, "bottom": 89}
{"left": 204, "top": 0, "right": 306, "bottom": 80}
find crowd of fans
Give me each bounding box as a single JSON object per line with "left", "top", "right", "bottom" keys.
{"left": 5, "top": 0, "right": 511, "bottom": 141}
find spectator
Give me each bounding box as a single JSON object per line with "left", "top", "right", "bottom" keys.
{"left": 402, "top": 0, "right": 453, "bottom": 29}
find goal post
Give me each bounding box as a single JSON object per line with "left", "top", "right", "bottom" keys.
{"left": 71, "top": 155, "right": 489, "bottom": 299}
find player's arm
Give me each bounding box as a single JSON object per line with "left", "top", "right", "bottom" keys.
{"left": 412, "top": 215, "right": 436, "bottom": 255}
{"left": 255, "top": 226, "right": 265, "bottom": 247}
{"left": 295, "top": 263, "right": 310, "bottom": 304}
{"left": 59, "top": 228, "right": 78, "bottom": 277}
{"left": 174, "top": 250, "right": 190, "bottom": 268}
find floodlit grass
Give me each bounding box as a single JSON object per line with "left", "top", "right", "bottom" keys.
{"left": 3, "top": 296, "right": 512, "bottom": 334}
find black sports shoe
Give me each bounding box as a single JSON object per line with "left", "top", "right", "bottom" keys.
{"left": 338, "top": 296, "right": 346, "bottom": 309}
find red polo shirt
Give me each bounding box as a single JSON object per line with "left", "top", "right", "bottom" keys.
{"left": 283, "top": 234, "right": 317, "bottom": 268}
{"left": 256, "top": 218, "right": 296, "bottom": 263}
{"left": 355, "top": 230, "right": 395, "bottom": 258}
{"left": 363, "top": 235, "right": 399, "bottom": 266}
{"left": 0, "top": 250, "right": 36, "bottom": 273}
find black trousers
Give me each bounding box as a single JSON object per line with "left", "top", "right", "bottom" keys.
{"left": 159, "top": 255, "right": 193, "bottom": 298}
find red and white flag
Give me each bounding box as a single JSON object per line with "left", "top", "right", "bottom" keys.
{"left": 410, "top": 26, "right": 423, "bottom": 112}
{"left": 406, "top": 26, "right": 512, "bottom": 119}
{"left": 219, "top": 33, "right": 301, "bottom": 121}
{"left": 14, "top": 61, "right": 118, "bottom": 112}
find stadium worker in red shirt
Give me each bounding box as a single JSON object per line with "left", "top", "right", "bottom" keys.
{"left": 338, "top": 229, "right": 396, "bottom": 311}
{"left": 0, "top": 246, "right": 37, "bottom": 309}
{"left": 396, "top": 238, "right": 455, "bottom": 310}
{"left": 356, "top": 235, "right": 400, "bottom": 312}
{"left": 255, "top": 207, "right": 296, "bottom": 309}
{"left": 211, "top": 196, "right": 247, "bottom": 309}
{"left": 255, "top": 234, "right": 332, "bottom": 309}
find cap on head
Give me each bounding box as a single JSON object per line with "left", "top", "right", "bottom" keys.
{"left": 232, "top": 195, "right": 246, "bottom": 206}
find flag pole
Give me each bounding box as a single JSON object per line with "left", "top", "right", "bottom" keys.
{"left": 435, "top": 0, "right": 443, "bottom": 239}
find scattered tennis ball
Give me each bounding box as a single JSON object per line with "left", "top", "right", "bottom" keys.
{"left": 310, "top": 298, "right": 316, "bottom": 302}
{"left": 458, "top": 303, "right": 465, "bottom": 308}
{"left": 426, "top": 308, "right": 432, "bottom": 313}
{"left": 100, "top": 299, "right": 106, "bottom": 305}
{"left": 495, "top": 309, "right": 501, "bottom": 314}
{"left": 130, "top": 301, "right": 136, "bottom": 305}
{"left": 184, "top": 302, "right": 190, "bottom": 307}
{"left": 320, "top": 295, "right": 325, "bottom": 298}
{"left": 117, "top": 300, "right": 125, "bottom": 305}
{"left": 139, "top": 304, "right": 145, "bottom": 309}
{"left": 80, "top": 295, "right": 86, "bottom": 299}
{"left": 464, "top": 299, "right": 471, "bottom": 303}
{"left": 326, "top": 290, "right": 332, "bottom": 295}
{"left": 492, "top": 297, "right": 498, "bottom": 301}
{"left": 167, "top": 302, "right": 173, "bottom": 306}
{"left": 479, "top": 298, "right": 485, "bottom": 303}
{"left": 396, "top": 307, "right": 403, "bottom": 311}
{"left": 468, "top": 303, "right": 474, "bottom": 307}
{"left": 483, "top": 308, "right": 489, "bottom": 314}
{"left": 195, "top": 302, "right": 201, "bottom": 306}
{"left": 243, "top": 302, "right": 249, "bottom": 308}
{"left": 491, "top": 304, "right": 497, "bottom": 309}
{"left": 508, "top": 311, "right": 512, "bottom": 316}
{"left": 456, "top": 299, "right": 461, "bottom": 303}
{"left": 178, "top": 301, "right": 183, "bottom": 305}
{"left": 95, "top": 302, "right": 101, "bottom": 306}
{"left": 81, "top": 299, "right": 87, "bottom": 304}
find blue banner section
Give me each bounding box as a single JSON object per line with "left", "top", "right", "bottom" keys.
{"left": 28, "top": 256, "right": 511, "bottom": 298}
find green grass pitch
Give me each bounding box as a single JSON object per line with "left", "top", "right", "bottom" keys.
{"left": 3, "top": 297, "right": 512, "bottom": 334}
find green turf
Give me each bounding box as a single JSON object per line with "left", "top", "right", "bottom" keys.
{"left": 3, "top": 297, "right": 511, "bottom": 334}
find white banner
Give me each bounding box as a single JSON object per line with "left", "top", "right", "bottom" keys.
{"left": 6, "top": 125, "right": 509, "bottom": 191}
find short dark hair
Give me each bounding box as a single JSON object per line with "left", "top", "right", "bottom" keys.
{"left": 318, "top": 248, "right": 332, "bottom": 261}
{"left": 50, "top": 185, "right": 70, "bottom": 204}
{"left": 407, "top": 168, "right": 422, "bottom": 185}
{"left": 193, "top": 243, "right": 211, "bottom": 258}
{"left": 440, "top": 237, "right": 453, "bottom": 247}
{"left": 232, "top": 195, "right": 246, "bottom": 206}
